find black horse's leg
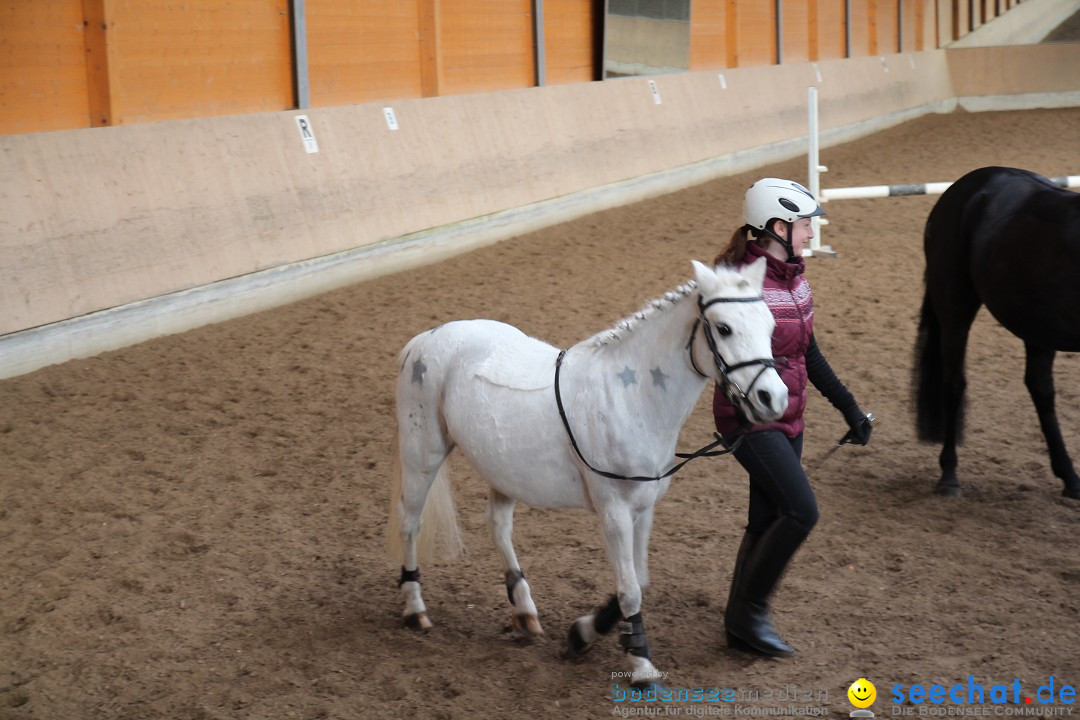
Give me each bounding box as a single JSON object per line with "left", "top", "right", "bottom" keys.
{"left": 936, "top": 378, "right": 964, "bottom": 495}
{"left": 1023, "top": 343, "right": 1080, "bottom": 499}
{"left": 935, "top": 308, "right": 979, "bottom": 496}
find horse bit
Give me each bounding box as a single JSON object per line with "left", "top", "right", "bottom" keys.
{"left": 553, "top": 292, "right": 779, "bottom": 482}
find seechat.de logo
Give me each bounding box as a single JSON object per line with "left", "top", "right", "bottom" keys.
{"left": 849, "top": 678, "right": 878, "bottom": 718}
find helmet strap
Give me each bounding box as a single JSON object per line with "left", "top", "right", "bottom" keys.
{"left": 762, "top": 221, "right": 797, "bottom": 261}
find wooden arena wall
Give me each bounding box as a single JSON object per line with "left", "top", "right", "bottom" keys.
{"left": 4, "top": 0, "right": 1058, "bottom": 136}
{"left": 948, "top": 43, "right": 1080, "bottom": 107}
{"left": 1, "top": 44, "right": 1079, "bottom": 376}
{"left": 1, "top": 49, "right": 945, "bottom": 335}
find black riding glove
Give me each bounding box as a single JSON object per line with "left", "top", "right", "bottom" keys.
{"left": 843, "top": 407, "right": 873, "bottom": 446}
{"left": 806, "top": 334, "right": 872, "bottom": 446}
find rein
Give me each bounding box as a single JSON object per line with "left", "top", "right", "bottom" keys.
{"left": 552, "top": 292, "right": 775, "bottom": 483}
{"left": 554, "top": 349, "right": 739, "bottom": 482}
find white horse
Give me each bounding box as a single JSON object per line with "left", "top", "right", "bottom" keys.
{"left": 387, "top": 258, "right": 786, "bottom": 686}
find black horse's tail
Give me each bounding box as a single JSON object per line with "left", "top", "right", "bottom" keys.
{"left": 913, "top": 282, "right": 944, "bottom": 443}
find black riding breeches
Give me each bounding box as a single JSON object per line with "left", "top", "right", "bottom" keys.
{"left": 732, "top": 430, "right": 819, "bottom": 536}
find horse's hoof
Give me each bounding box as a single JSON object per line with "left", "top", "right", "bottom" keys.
{"left": 564, "top": 618, "right": 594, "bottom": 658}
{"left": 513, "top": 613, "right": 544, "bottom": 637}
{"left": 403, "top": 612, "right": 433, "bottom": 631}
{"left": 1063, "top": 487, "right": 1080, "bottom": 500}
{"left": 631, "top": 680, "right": 668, "bottom": 694}
{"left": 934, "top": 484, "right": 961, "bottom": 498}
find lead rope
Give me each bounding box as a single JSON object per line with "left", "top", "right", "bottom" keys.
{"left": 553, "top": 348, "right": 741, "bottom": 482}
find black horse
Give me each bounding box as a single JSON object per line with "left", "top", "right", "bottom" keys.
{"left": 914, "top": 166, "right": 1080, "bottom": 499}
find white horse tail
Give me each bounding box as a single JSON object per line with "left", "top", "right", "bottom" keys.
{"left": 419, "top": 459, "right": 464, "bottom": 563}
{"left": 386, "top": 414, "right": 465, "bottom": 565}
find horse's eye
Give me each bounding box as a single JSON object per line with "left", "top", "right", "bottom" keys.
{"left": 717, "top": 324, "right": 733, "bottom": 337}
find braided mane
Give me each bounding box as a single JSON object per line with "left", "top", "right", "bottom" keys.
{"left": 586, "top": 280, "right": 699, "bottom": 348}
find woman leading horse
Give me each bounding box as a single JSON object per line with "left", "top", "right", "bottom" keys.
{"left": 713, "top": 178, "right": 874, "bottom": 658}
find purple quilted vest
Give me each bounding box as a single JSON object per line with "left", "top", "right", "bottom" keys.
{"left": 712, "top": 242, "right": 813, "bottom": 438}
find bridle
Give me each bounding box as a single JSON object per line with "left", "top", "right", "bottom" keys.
{"left": 686, "top": 294, "right": 781, "bottom": 418}
{"left": 553, "top": 291, "right": 779, "bottom": 482}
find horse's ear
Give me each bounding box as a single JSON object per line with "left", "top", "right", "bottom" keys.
{"left": 743, "top": 256, "right": 767, "bottom": 291}
{"left": 691, "top": 259, "right": 717, "bottom": 291}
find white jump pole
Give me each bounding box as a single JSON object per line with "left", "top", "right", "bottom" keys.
{"left": 805, "top": 86, "right": 834, "bottom": 257}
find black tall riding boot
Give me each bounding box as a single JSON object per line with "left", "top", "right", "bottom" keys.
{"left": 724, "top": 531, "right": 758, "bottom": 619}
{"left": 724, "top": 516, "right": 809, "bottom": 657}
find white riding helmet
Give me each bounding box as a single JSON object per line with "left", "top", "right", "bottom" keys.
{"left": 744, "top": 178, "right": 825, "bottom": 230}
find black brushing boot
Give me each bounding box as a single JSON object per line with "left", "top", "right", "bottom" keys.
{"left": 724, "top": 517, "right": 808, "bottom": 657}
{"left": 619, "top": 612, "right": 665, "bottom": 691}
{"left": 565, "top": 595, "right": 621, "bottom": 657}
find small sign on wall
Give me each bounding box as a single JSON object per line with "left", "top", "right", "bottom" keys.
{"left": 295, "top": 115, "right": 319, "bottom": 153}
{"left": 383, "top": 107, "right": 399, "bottom": 131}
{"left": 648, "top": 80, "right": 662, "bottom": 105}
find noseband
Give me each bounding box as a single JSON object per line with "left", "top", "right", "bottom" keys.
{"left": 687, "top": 294, "right": 779, "bottom": 418}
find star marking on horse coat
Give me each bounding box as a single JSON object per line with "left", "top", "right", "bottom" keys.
{"left": 412, "top": 357, "right": 428, "bottom": 386}
{"left": 651, "top": 367, "right": 669, "bottom": 391}
{"left": 617, "top": 366, "right": 637, "bottom": 387}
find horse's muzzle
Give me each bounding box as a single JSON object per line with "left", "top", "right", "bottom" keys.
{"left": 742, "top": 387, "right": 788, "bottom": 426}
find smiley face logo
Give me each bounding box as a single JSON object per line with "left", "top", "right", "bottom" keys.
{"left": 848, "top": 678, "right": 877, "bottom": 709}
